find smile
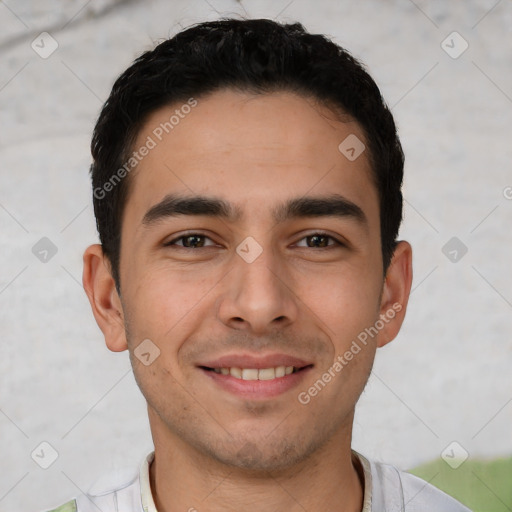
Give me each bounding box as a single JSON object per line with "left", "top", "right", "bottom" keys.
{"left": 200, "top": 363, "right": 313, "bottom": 399}
{"left": 206, "top": 366, "right": 300, "bottom": 380}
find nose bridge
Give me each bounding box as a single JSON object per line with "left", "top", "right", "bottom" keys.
{"left": 218, "top": 236, "right": 298, "bottom": 332}
{"left": 234, "top": 238, "right": 283, "bottom": 302}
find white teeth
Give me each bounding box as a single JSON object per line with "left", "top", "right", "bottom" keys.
{"left": 258, "top": 368, "right": 276, "bottom": 380}
{"left": 230, "top": 367, "right": 242, "bottom": 379}
{"left": 214, "top": 366, "right": 298, "bottom": 380}
{"left": 242, "top": 368, "right": 259, "bottom": 380}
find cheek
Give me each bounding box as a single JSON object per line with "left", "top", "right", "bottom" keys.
{"left": 124, "top": 267, "right": 214, "bottom": 401}
{"left": 125, "top": 264, "right": 219, "bottom": 346}
{"left": 297, "top": 265, "right": 381, "bottom": 338}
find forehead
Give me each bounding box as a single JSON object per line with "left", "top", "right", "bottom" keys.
{"left": 124, "top": 89, "right": 378, "bottom": 226}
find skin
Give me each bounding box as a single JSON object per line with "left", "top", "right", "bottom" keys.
{"left": 83, "top": 89, "right": 412, "bottom": 512}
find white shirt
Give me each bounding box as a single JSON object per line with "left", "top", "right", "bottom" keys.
{"left": 48, "top": 451, "right": 471, "bottom": 511}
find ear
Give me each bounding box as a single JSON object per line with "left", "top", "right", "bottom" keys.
{"left": 376, "top": 241, "right": 413, "bottom": 348}
{"left": 82, "top": 244, "right": 128, "bottom": 352}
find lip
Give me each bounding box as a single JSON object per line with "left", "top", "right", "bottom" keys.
{"left": 201, "top": 365, "right": 313, "bottom": 399}
{"left": 198, "top": 353, "right": 314, "bottom": 400}
{"left": 199, "top": 353, "right": 312, "bottom": 370}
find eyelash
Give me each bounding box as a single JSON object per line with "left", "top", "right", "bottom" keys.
{"left": 164, "top": 232, "right": 343, "bottom": 249}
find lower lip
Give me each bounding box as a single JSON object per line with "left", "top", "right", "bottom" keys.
{"left": 200, "top": 367, "right": 313, "bottom": 400}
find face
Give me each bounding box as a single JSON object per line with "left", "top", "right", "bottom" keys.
{"left": 85, "top": 89, "right": 411, "bottom": 472}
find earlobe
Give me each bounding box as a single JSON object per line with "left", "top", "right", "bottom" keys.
{"left": 376, "top": 241, "right": 413, "bottom": 348}
{"left": 82, "top": 244, "right": 128, "bottom": 352}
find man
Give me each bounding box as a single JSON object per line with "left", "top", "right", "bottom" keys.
{"left": 49, "top": 18, "right": 470, "bottom": 512}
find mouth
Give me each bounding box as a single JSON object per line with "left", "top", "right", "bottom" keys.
{"left": 197, "top": 356, "right": 314, "bottom": 399}
{"left": 200, "top": 365, "right": 309, "bottom": 380}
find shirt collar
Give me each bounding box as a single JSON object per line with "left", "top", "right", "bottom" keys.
{"left": 140, "top": 451, "right": 158, "bottom": 512}
{"left": 352, "top": 450, "right": 372, "bottom": 512}
{"left": 140, "top": 450, "right": 372, "bottom": 512}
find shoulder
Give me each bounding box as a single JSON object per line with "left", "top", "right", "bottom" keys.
{"left": 363, "top": 454, "right": 472, "bottom": 511}
{"left": 45, "top": 467, "right": 141, "bottom": 512}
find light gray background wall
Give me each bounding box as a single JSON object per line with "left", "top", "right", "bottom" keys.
{"left": 1, "top": 0, "right": 511, "bottom": 511}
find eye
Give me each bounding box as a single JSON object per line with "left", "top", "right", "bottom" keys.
{"left": 164, "top": 232, "right": 343, "bottom": 250}
{"left": 295, "top": 233, "right": 342, "bottom": 248}
{"left": 165, "top": 233, "right": 217, "bottom": 249}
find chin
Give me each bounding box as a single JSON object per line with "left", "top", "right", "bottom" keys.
{"left": 206, "top": 436, "right": 317, "bottom": 474}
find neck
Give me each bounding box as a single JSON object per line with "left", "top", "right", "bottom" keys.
{"left": 148, "top": 414, "right": 364, "bottom": 512}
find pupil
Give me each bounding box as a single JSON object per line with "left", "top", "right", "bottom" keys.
{"left": 309, "top": 235, "right": 327, "bottom": 247}
{"left": 185, "top": 235, "right": 203, "bottom": 248}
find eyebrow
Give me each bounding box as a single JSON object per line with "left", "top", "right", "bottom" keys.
{"left": 142, "top": 193, "right": 367, "bottom": 227}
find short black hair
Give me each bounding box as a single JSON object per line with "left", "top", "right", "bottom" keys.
{"left": 90, "top": 18, "right": 404, "bottom": 291}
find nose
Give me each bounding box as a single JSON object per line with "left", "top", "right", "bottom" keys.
{"left": 216, "top": 243, "right": 299, "bottom": 335}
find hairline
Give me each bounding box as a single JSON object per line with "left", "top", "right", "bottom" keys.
{"left": 110, "top": 86, "right": 384, "bottom": 292}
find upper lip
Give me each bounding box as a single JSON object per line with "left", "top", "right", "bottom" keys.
{"left": 199, "top": 353, "right": 313, "bottom": 369}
